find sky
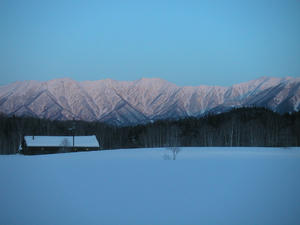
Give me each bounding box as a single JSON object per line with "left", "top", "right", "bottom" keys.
{"left": 0, "top": 0, "right": 299, "bottom": 86}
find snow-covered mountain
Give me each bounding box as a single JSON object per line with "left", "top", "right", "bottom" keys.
{"left": 0, "top": 76, "right": 299, "bottom": 125}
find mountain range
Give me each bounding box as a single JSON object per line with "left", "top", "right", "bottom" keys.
{"left": 0, "top": 76, "right": 299, "bottom": 125}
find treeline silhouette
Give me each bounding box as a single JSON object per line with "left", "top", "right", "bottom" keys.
{"left": 0, "top": 107, "right": 299, "bottom": 154}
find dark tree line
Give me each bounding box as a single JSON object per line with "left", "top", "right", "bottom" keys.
{"left": 0, "top": 107, "right": 300, "bottom": 154}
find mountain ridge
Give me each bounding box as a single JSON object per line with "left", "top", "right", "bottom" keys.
{"left": 0, "top": 76, "right": 299, "bottom": 125}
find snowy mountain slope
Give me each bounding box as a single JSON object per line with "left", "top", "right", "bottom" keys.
{"left": 0, "top": 77, "right": 299, "bottom": 124}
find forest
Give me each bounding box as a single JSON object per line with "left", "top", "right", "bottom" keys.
{"left": 0, "top": 107, "right": 299, "bottom": 154}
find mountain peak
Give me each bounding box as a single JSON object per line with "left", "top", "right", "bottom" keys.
{"left": 0, "top": 77, "right": 299, "bottom": 124}
{"left": 136, "top": 77, "right": 173, "bottom": 85}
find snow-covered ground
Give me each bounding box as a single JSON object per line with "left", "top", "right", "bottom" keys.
{"left": 1, "top": 147, "right": 300, "bottom": 225}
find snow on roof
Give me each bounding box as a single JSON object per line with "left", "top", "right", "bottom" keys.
{"left": 24, "top": 136, "right": 99, "bottom": 147}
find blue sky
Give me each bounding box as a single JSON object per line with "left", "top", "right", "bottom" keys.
{"left": 1, "top": 0, "right": 299, "bottom": 86}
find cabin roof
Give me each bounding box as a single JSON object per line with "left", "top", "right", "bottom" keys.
{"left": 24, "top": 136, "right": 99, "bottom": 147}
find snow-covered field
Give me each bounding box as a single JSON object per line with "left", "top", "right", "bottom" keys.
{"left": 1, "top": 147, "right": 300, "bottom": 225}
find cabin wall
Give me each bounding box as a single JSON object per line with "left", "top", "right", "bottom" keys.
{"left": 22, "top": 146, "right": 100, "bottom": 155}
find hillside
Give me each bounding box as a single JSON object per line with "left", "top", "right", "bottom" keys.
{"left": 0, "top": 77, "right": 299, "bottom": 125}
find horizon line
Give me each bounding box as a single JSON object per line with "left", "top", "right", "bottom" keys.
{"left": 2, "top": 75, "right": 299, "bottom": 88}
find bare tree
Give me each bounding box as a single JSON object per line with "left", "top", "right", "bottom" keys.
{"left": 59, "top": 138, "right": 71, "bottom": 152}
{"left": 164, "top": 147, "right": 181, "bottom": 160}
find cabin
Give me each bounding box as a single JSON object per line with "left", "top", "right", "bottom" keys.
{"left": 21, "top": 135, "right": 100, "bottom": 155}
